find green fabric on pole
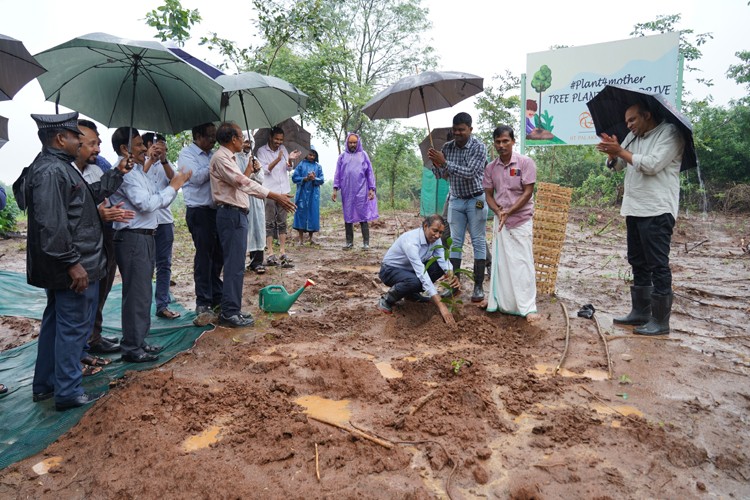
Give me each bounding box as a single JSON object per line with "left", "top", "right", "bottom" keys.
{"left": 0, "top": 271, "right": 212, "bottom": 470}
{"left": 419, "top": 166, "right": 449, "bottom": 216}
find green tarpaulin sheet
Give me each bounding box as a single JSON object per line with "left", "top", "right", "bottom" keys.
{"left": 419, "top": 166, "right": 450, "bottom": 217}
{"left": 0, "top": 270, "right": 211, "bottom": 469}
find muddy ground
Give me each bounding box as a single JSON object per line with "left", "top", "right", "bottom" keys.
{"left": 0, "top": 206, "right": 749, "bottom": 499}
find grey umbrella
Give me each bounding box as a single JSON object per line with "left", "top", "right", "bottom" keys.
{"left": 253, "top": 118, "right": 311, "bottom": 166}
{"left": 218, "top": 72, "right": 308, "bottom": 132}
{"left": 34, "top": 32, "right": 223, "bottom": 135}
{"left": 586, "top": 84, "right": 697, "bottom": 171}
{"left": 362, "top": 70, "right": 483, "bottom": 146}
{"left": 0, "top": 115, "right": 8, "bottom": 149}
{"left": 0, "top": 34, "right": 46, "bottom": 101}
{"left": 419, "top": 127, "right": 453, "bottom": 166}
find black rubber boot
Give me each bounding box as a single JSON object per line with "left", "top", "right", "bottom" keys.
{"left": 361, "top": 222, "right": 370, "bottom": 250}
{"left": 378, "top": 290, "right": 399, "bottom": 314}
{"left": 471, "top": 259, "right": 486, "bottom": 302}
{"left": 441, "top": 258, "right": 462, "bottom": 298}
{"left": 343, "top": 223, "right": 354, "bottom": 250}
{"left": 613, "top": 286, "right": 653, "bottom": 325}
{"left": 634, "top": 292, "right": 672, "bottom": 336}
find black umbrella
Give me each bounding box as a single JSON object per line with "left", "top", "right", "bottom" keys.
{"left": 253, "top": 118, "right": 311, "bottom": 166}
{"left": 586, "top": 84, "right": 697, "bottom": 171}
{"left": 419, "top": 127, "right": 452, "bottom": 166}
{"left": 362, "top": 70, "right": 483, "bottom": 147}
{"left": 0, "top": 34, "right": 46, "bottom": 101}
{"left": 0, "top": 115, "right": 8, "bottom": 149}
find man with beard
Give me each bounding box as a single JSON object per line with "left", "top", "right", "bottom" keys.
{"left": 75, "top": 120, "right": 134, "bottom": 358}
{"left": 109, "top": 127, "right": 191, "bottom": 363}
{"left": 332, "top": 133, "right": 378, "bottom": 250}
{"left": 25, "top": 112, "right": 129, "bottom": 410}
{"left": 256, "top": 126, "right": 300, "bottom": 267}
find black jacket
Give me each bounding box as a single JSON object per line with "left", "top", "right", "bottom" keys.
{"left": 25, "top": 147, "right": 124, "bottom": 289}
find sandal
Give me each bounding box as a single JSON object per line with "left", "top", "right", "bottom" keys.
{"left": 81, "top": 364, "right": 103, "bottom": 376}
{"left": 254, "top": 265, "right": 267, "bottom": 274}
{"left": 82, "top": 354, "right": 112, "bottom": 367}
{"left": 280, "top": 254, "right": 293, "bottom": 263}
{"left": 156, "top": 308, "right": 181, "bottom": 319}
{"left": 0, "top": 384, "right": 7, "bottom": 395}
{"left": 265, "top": 255, "right": 279, "bottom": 266}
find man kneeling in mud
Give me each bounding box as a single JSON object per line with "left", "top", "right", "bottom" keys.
{"left": 377, "top": 214, "right": 458, "bottom": 325}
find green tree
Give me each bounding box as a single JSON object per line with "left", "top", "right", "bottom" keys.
{"left": 370, "top": 129, "right": 423, "bottom": 209}
{"left": 144, "top": 0, "right": 201, "bottom": 47}
{"left": 727, "top": 50, "right": 750, "bottom": 99}
{"left": 530, "top": 65, "right": 552, "bottom": 119}
{"left": 630, "top": 13, "right": 714, "bottom": 89}
{"left": 0, "top": 183, "right": 20, "bottom": 236}
{"left": 475, "top": 70, "right": 521, "bottom": 150}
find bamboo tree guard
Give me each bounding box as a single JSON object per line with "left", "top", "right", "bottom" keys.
{"left": 533, "top": 182, "right": 573, "bottom": 294}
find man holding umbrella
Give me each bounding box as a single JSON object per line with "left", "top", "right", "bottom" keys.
{"left": 597, "top": 102, "right": 684, "bottom": 336}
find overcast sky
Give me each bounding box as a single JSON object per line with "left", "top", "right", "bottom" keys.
{"left": 1, "top": 0, "right": 747, "bottom": 185}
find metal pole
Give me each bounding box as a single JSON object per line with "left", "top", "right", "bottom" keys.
{"left": 419, "top": 87, "right": 433, "bottom": 148}
{"left": 520, "top": 73, "right": 527, "bottom": 155}
{"left": 676, "top": 53, "right": 684, "bottom": 111}
{"left": 128, "top": 54, "right": 141, "bottom": 153}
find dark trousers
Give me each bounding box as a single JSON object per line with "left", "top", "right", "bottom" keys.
{"left": 154, "top": 222, "right": 174, "bottom": 312}
{"left": 217, "top": 207, "right": 248, "bottom": 317}
{"left": 89, "top": 225, "right": 117, "bottom": 345}
{"left": 33, "top": 283, "right": 99, "bottom": 403}
{"left": 115, "top": 231, "right": 155, "bottom": 357}
{"left": 186, "top": 207, "right": 223, "bottom": 308}
{"left": 626, "top": 213, "right": 675, "bottom": 296}
{"left": 379, "top": 261, "right": 445, "bottom": 301}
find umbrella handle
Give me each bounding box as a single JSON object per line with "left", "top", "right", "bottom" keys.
{"left": 419, "top": 87, "right": 433, "bottom": 148}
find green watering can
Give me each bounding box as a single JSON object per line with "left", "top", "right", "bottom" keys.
{"left": 259, "top": 279, "right": 316, "bottom": 313}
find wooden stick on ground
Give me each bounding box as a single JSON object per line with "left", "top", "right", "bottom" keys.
{"left": 408, "top": 390, "right": 438, "bottom": 416}
{"left": 308, "top": 415, "right": 393, "bottom": 449}
{"left": 314, "top": 443, "right": 320, "bottom": 482}
{"left": 593, "top": 313, "right": 613, "bottom": 379}
{"left": 553, "top": 301, "right": 571, "bottom": 376}
{"left": 579, "top": 385, "right": 641, "bottom": 424}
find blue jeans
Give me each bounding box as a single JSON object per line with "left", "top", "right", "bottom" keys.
{"left": 154, "top": 223, "right": 174, "bottom": 312}
{"left": 33, "top": 283, "right": 99, "bottom": 403}
{"left": 217, "top": 207, "right": 249, "bottom": 317}
{"left": 448, "top": 193, "right": 488, "bottom": 260}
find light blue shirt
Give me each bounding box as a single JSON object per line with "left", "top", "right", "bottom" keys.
{"left": 178, "top": 142, "right": 214, "bottom": 208}
{"left": 382, "top": 227, "right": 452, "bottom": 297}
{"left": 109, "top": 161, "right": 177, "bottom": 230}
{"left": 145, "top": 160, "right": 175, "bottom": 224}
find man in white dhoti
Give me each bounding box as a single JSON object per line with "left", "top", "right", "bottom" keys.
{"left": 480, "top": 125, "right": 539, "bottom": 321}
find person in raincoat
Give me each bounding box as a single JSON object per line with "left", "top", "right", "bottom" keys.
{"left": 331, "top": 133, "right": 378, "bottom": 250}
{"left": 292, "top": 149, "right": 325, "bottom": 245}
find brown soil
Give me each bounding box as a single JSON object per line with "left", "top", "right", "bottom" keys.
{"left": 1, "top": 207, "right": 749, "bottom": 499}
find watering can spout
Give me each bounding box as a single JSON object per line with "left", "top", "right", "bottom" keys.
{"left": 259, "top": 279, "right": 316, "bottom": 313}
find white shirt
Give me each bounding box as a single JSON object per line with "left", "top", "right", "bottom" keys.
{"left": 257, "top": 143, "right": 291, "bottom": 194}
{"left": 614, "top": 121, "right": 683, "bottom": 219}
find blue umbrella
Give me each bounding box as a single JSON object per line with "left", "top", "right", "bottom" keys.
{"left": 586, "top": 84, "right": 697, "bottom": 172}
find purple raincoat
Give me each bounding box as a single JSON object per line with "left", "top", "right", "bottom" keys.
{"left": 333, "top": 133, "right": 379, "bottom": 223}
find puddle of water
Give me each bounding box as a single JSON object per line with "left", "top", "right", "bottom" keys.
{"left": 32, "top": 456, "right": 63, "bottom": 475}
{"left": 591, "top": 403, "right": 644, "bottom": 418}
{"left": 182, "top": 425, "right": 222, "bottom": 452}
{"left": 402, "top": 356, "right": 419, "bottom": 362}
{"left": 375, "top": 361, "right": 403, "bottom": 379}
{"left": 530, "top": 363, "right": 610, "bottom": 381}
{"left": 295, "top": 395, "right": 351, "bottom": 426}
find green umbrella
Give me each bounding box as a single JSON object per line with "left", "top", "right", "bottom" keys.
{"left": 217, "top": 72, "right": 308, "bottom": 132}
{"left": 34, "top": 32, "right": 223, "bottom": 135}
